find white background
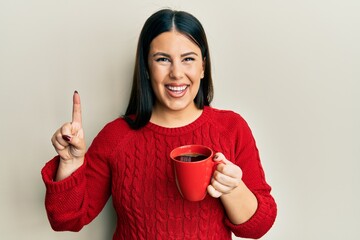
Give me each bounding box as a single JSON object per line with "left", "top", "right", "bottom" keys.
{"left": 0, "top": 0, "right": 359, "bottom": 239}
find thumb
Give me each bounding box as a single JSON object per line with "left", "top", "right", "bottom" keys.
{"left": 213, "top": 152, "right": 230, "bottom": 164}
{"left": 68, "top": 128, "right": 86, "bottom": 150}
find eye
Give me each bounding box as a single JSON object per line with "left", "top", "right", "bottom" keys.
{"left": 183, "top": 57, "right": 195, "bottom": 62}
{"left": 155, "top": 57, "right": 170, "bottom": 62}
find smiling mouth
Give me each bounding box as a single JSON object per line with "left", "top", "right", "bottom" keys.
{"left": 166, "top": 85, "right": 189, "bottom": 93}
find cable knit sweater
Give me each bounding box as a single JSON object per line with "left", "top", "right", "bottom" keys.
{"left": 41, "top": 106, "right": 277, "bottom": 239}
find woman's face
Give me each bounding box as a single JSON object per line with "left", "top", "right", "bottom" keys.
{"left": 148, "top": 30, "right": 204, "bottom": 113}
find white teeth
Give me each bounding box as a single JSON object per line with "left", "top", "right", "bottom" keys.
{"left": 167, "top": 85, "right": 187, "bottom": 92}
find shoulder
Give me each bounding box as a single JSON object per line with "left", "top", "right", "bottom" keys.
{"left": 207, "top": 107, "right": 249, "bottom": 127}
{"left": 101, "top": 117, "right": 132, "bottom": 132}
{"left": 90, "top": 117, "right": 135, "bottom": 150}
{"left": 96, "top": 117, "right": 133, "bottom": 139}
{"left": 206, "top": 106, "right": 255, "bottom": 140}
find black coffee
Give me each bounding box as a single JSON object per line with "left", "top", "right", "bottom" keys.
{"left": 175, "top": 154, "right": 208, "bottom": 162}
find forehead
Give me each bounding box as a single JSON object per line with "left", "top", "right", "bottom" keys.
{"left": 149, "top": 31, "right": 201, "bottom": 54}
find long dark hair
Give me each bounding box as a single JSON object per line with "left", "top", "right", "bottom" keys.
{"left": 124, "top": 9, "right": 214, "bottom": 129}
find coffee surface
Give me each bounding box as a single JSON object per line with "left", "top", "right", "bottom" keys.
{"left": 174, "top": 154, "right": 208, "bottom": 162}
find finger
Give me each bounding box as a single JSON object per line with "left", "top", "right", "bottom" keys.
{"left": 69, "top": 128, "right": 85, "bottom": 149}
{"left": 218, "top": 164, "right": 243, "bottom": 180}
{"left": 60, "top": 122, "right": 73, "bottom": 138}
{"left": 72, "top": 91, "right": 82, "bottom": 125}
{"left": 211, "top": 179, "right": 233, "bottom": 194}
{"left": 60, "top": 123, "right": 83, "bottom": 146}
{"left": 214, "top": 152, "right": 231, "bottom": 164}
{"left": 214, "top": 152, "right": 243, "bottom": 179}
{"left": 52, "top": 139, "right": 66, "bottom": 151}
{"left": 213, "top": 170, "right": 240, "bottom": 188}
{"left": 207, "top": 185, "right": 222, "bottom": 198}
{"left": 51, "top": 133, "right": 68, "bottom": 151}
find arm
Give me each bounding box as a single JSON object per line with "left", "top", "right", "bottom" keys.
{"left": 42, "top": 91, "right": 112, "bottom": 231}
{"left": 50, "top": 91, "right": 86, "bottom": 181}
{"left": 207, "top": 116, "right": 277, "bottom": 238}
{"left": 42, "top": 146, "right": 112, "bottom": 231}
{"left": 208, "top": 154, "right": 258, "bottom": 224}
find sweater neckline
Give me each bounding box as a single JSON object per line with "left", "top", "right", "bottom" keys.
{"left": 145, "top": 106, "right": 212, "bottom": 135}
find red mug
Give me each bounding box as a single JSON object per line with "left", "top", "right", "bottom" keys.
{"left": 170, "top": 145, "right": 220, "bottom": 201}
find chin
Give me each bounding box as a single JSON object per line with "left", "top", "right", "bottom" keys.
{"left": 168, "top": 102, "right": 195, "bottom": 112}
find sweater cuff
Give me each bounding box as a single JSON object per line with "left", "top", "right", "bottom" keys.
{"left": 224, "top": 192, "right": 276, "bottom": 238}
{"left": 41, "top": 156, "right": 86, "bottom": 193}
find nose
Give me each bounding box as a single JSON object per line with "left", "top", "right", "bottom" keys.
{"left": 169, "top": 61, "right": 183, "bottom": 80}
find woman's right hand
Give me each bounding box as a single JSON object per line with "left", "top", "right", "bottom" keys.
{"left": 51, "top": 91, "right": 86, "bottom": 181}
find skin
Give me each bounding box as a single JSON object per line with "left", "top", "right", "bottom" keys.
{"left": 51, "top": 30, "right": 258, "bottom": 225}
{"left": 147, "top": 30, "right": 204, "bottom": 127}
{"left": 210, "top": 153, "right": 258, "bottom": 224}
{"left": 51, "top": 92, "right": 85, "bottom": 181}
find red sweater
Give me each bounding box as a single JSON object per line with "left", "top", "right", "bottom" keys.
{"left": 41, "top": 107, "right": 277, "bottom": 239}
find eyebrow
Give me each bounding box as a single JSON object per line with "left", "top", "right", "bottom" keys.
{"left": 152, "top": 52, "right": 199, "bottom": 58}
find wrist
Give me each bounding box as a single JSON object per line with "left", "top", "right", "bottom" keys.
{"left": 220, "top": 181, "right": 258, "bottom": 224}
{"left": 55, "top": 157, "right": 84, "bottom": 181}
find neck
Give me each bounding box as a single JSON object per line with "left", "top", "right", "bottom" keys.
{"left": 150, "top": 104, "right": 203, "bottom": 128}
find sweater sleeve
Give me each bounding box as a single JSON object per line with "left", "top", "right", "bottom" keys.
{"left": 223, "top": 114, "right": 277, "bottom": 239}
{"left": 41, "top": 121, "right": 119, "bottom": 232}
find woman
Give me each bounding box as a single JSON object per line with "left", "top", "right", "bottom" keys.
{"left": 42, "top": 9, "right": 277, "bottom": 239}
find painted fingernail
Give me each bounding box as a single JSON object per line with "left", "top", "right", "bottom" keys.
{"left": 74, "top": 90, "right": 78, "bottom": 94}
{"left": 62, "top": 135, "right": 71, "bottom": 142}
{"left": 214, "top": 155, "right": 219, "bottom": 159}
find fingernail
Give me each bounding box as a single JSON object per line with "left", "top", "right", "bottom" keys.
{"left": 214, "top": 155, "right": 219, "bottom": 159}
{"left": 74, "top": 90, "right": 78, "bottom": 94}
{"left": 62, "top": 135, "right": 71, "bottom": 142}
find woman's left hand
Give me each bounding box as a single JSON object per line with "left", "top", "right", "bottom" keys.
{"left": 207, "top": 152, "right": 243, "bottom": 198}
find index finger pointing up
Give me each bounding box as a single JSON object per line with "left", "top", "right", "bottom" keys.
{"left": 72, "top": 90, "right": 82, "bottom": 124}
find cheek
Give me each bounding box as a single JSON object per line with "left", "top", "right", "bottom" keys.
{"left": 189, "top": 64, "right": 204, "bottom": 77}
{"left": 188, "top": 68, "right": 203, "bottom": 82}
{"left": 150, "top": 66, "right": 167, "bottom": 81}
{"left": 150, "top": 70, "right": 166, "bottom": 93}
